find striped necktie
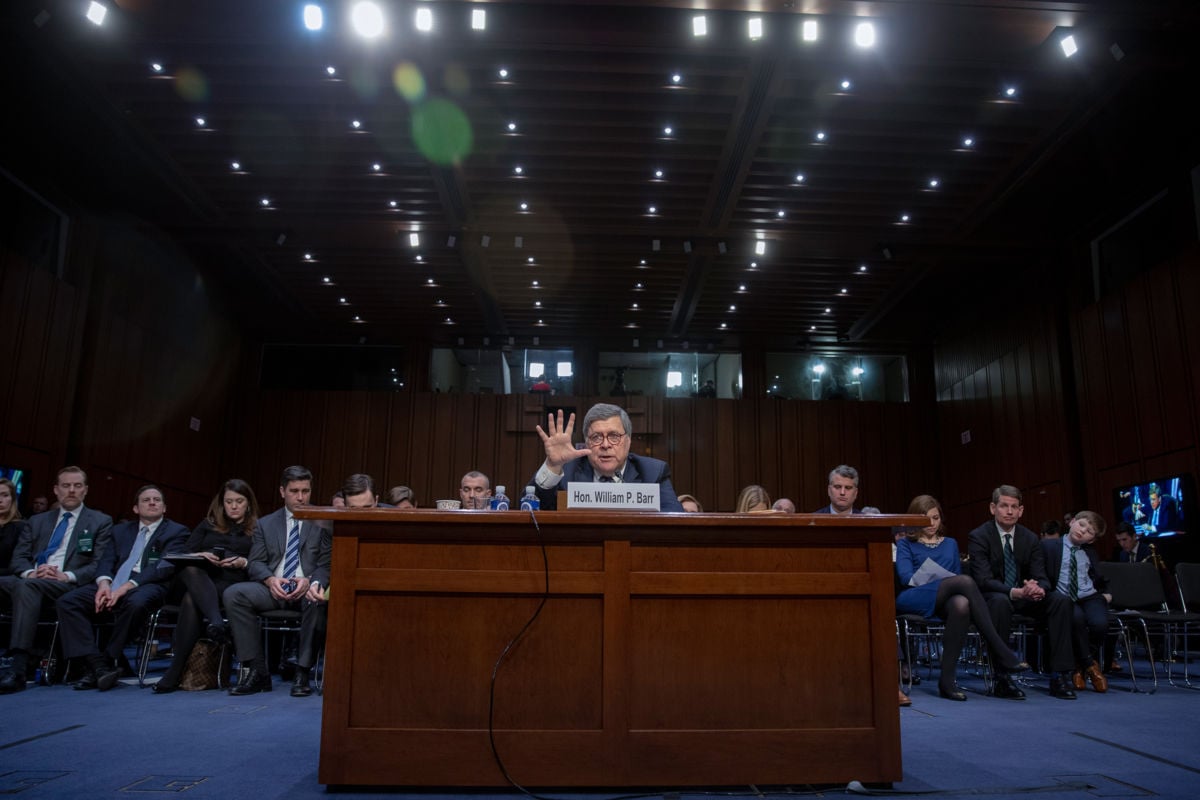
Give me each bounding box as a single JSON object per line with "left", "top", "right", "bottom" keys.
{"left": 1002, "top": 534, "right": 1017, "bottom": 588}
{"left": 283, "top": 521, "right": 301, "bottom": 578}
{"left": 1068, "top": 546, "right": 1080, "bottom": 601}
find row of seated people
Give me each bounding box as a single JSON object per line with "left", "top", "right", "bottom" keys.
{"left": 0, "top": 465, "right": 397, "bottom": 698}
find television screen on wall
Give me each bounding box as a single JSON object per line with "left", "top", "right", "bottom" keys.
{"left": 1112, "top": 474, "right": 1192, "bottom": 538}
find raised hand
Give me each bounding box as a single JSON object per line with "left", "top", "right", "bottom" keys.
{"left": 536, "top": 410, "right": 590, "bottom": 472}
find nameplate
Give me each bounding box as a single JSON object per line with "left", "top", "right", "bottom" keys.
{"left": 566, "top": 482, "right": 661, "bottom": 511}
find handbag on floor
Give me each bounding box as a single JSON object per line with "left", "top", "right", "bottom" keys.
{"left": 180, "top": 640, "right": 230, "bottom": 691}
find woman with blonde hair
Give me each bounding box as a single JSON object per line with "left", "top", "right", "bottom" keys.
{"left": 896, "top": 494, "right": 1028, "bottom": 700}
{"left": 0, "top": 477, "right": 30, "bottom": 577}
{"left": 735, "top": 484, "right": 772, "bottom": 513}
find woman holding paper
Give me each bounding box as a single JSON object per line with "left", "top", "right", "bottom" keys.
{"left": 896, "top": 494, "right": 1027, "bottom": 701}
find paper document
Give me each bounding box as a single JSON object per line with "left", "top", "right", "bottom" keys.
{"left": 909, "top": 557, "right": 956, "bottom": 587}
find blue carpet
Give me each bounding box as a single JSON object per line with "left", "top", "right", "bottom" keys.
{"left": 2, "top": 665, "right": 1199, "bottom": 799}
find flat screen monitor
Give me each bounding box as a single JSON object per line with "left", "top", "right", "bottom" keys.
{"left": 1112, "top": 473, "right": 1192, "bottom": 538}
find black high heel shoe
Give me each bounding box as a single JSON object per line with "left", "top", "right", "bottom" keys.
{"left": 938, "top": 683, "right": 967, "bottom": 701}
{"left": 152, "top": 681, "right": 178, "bottom": 694}
{"left": 996, "top": 650, "right": 1030, "bottom": 673}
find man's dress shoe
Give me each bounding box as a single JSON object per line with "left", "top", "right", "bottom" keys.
{"left": 938, "top": 683, "right": 968, "bottom": 701}
{"left": 1071, "top": 670, "right": 1086, "bottom": 691}
{"left": 898, "top": 689, "right": 911, "bottom": 707}
{"left": 0, "top": 670, "right": 26, "bottom": 693}
{"left": 95, "top": 666, "right": 121, "bottom": 691}
{"left": 73, "top": 672, "right": 99, "bottom": 690}
{"left": 1049, "top": 674, "right": 1078, "bottom": 699}
{"left": 291, "top": 672, "right": 313, "bottom": 698}
{"left": 992, "top": 675, "right": 1026, "bottom": 700}
{"left": 1085, "top": 663, "right": 1109, "bottom": 693}
{"left": 229, "top": 668, "right": 273, "bottom": 696}
{"left": 151, "top": 681, "right": 178, "bottom": 695}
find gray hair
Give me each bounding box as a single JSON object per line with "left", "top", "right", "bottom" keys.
{"left": 828, "top": 465, "right": 859, "bottom": 487}
{"left": 992, "top": 484, "right": 1022, "bottom": 504}
{"left": 582, "top": 403, "right": 632, "bottom": 437}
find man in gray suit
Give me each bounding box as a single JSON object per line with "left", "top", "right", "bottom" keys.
{"left": 0, "top": 466, "right": 113, "bottom": 693}
{"left": 224, "top": 465, "right": 330, "bottom": 696}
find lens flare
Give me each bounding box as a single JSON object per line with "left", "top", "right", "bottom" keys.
{"left": 411, "top": 99, "right": 473, "bottom": 165}
{"left": 393, "top": 62, "right": 425, "bottom": 102}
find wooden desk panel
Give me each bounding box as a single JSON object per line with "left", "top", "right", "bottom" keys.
{"left": 308, "top": 510, "right": 920, "bottom": 788}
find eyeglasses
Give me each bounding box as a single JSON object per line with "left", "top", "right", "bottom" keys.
{"left": 586, "top": 432, "right": 627, "bottom": 447}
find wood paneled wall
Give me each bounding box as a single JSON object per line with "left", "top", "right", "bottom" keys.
{"left": 932, "top": 295, "right": 1073, "bottom": 537}
{"left": 224, "top": 389, "right": 937, "bottom": 514}
{"left": 0, "top": 216, "right": 240, "bottom": 525}
{"left": 1070, "top": 244, "right": 1200, "bottom": 530}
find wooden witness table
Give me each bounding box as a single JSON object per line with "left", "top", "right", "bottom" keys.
{"left": 300, "top": 508, "right": 926, "bottom": 789}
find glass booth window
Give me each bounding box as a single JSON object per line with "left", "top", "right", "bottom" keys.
{"left": 430, "top": 348, "right": 574, "bottom": 394}
{"left": 599, "top": 352, "right": 741, "bottom": 398}
{"left": 764, "top": 353, "right": 908, "bottom": 402}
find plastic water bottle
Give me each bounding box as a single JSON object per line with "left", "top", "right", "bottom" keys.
{"left": 520, "top": 486, "right": 540, "bottom": 511}
{"left": 490, "top": 485, "right": 510, "bottom": 511}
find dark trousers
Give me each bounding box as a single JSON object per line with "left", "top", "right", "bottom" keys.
{"left": 1070, "top": 592, "right": 1110, "bottom": 668}
{"left": 160, "top": 566, "right": 237, "bottom": 687}
{"left": 0, "top": 575, "right": 75, "bottom": 654}
{"left": 223, "top": 581, "right": 327, "bottom": 670}
{"left": 55, "top": 581, "right": 169, "bottom": 661}
{"left": 983, "top": 589, "right": 1075, "bottom": 673}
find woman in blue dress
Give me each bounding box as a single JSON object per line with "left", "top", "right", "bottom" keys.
{"left": 897, "top": 494, "right": 1027, "bottom": 700}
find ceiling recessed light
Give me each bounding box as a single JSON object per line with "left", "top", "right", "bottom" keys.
{"left": 339, "top": 297, "right": 349, "bottom": 305}
{"left": 824, "top": 307, "right": 831, "bottom": 314}
{"left": 409, "top": 233, "right": 420, "bottom": 247}
{"left": 962, "top": 136, "right": 975, "bottom": 148}
{"left": 1060, "top": 34, "right": 1078, "bottom": 58}
{"left": 150, "top": 63, "right": 164, "bottom": 73}
{"left": 506, "top": 121, "right": 517, "bottom": 132}
{"left": 794, "top": 173, "right": 805, "bottom": 184}
{"left": 389, "top": 200, "right": 397, "bottom": 208}
{"left": 519, "top": 202, "right": 528, "bottom": 211}
{"left": 631, "top": 302, "right": 639, "bottom": 309}
{"left": 528, "top": 256, "right": 535, "bottom": 263}
{"left": 415, "top": 254, "right": 423, "bottom": 262}
{"left": 85, "top": 1, "right": 107, "bottom": 26}
{"left": 654, "top": 169, "right": 664, "bottom": 179}
{"left": 350, "top": 1, "right": 385, "bottom": 39}
{"left": 839, "top": 288, "right": 847, "bottom": 294}
{"left": 854, "top": 22, "right": 876, "bottom": 48}
{"left": 738, "top": 284, "right": 747, "bottom": 292}
{"left": 671, "top": 73, "right": 682, "bottom": 84}
{"left": 322, "top": 276, "right": 332, "bottom": 284}
{"left": 928, "top": 178, "right": 940, "bottom": 188}
{"left": 1003, "top": 86, "right": 1018, "bottom": 98}
{"left": 472, "top": 8, "right": 486, "bottom": 30}
{"left": 748, "top": 17, "right": 763, "bottom": 40}
{"left": 326, "top": 65, "right": 336, "bottom": 76}
{"left": 532, "top": 280, "right": 539, "bottom": 287}
{"left": 859, "top": 264, "right": 868, "bottom": 272}
{"left": 260, "top": 197, "right": 271, "bottom": 207}
{"left": 749, "top": 261, "right": 758, "bottom": 269}
{"left": 900, "top": 213, "right": 911, "bottom": 223}
{"left": 303, "top": 4, "right": 324, "bottom": 31}
{"left": 372, "top": 162, "right": 382, "bottom": 171}
{"left": 303, "top": 253, "right": 313, "bottom": 261}
{"left": 728, "top": 304, "right": 736, "bottom": 312}
{"left": 498, "top": 67, "right": 509, "bottom": 79}
{"left": 195, "top": 117, "right": 206, "bottom": 127}
{"left": 635, "top": 282, "right": 644, "bottom": 290}
{"left": 776, "top": 210, "right": 785, "bottom": 218}
{"left": 814, "top": 131, "right": 826, "bottom": 142}
{"left": 534, "top": 301, "right": 542, "bottom": 308}
{"left": 755, "top": 241, "right": 766, "bottom": 256}
{"left": 802, "top": 19, "right": 818, "bottom": 42}
{"left": 426, "top": 278, "right": 435, "bottom": 285}
{"left": 692, "top": 15, "right": 707, "bottom": 37}
{"left": 414, "top": 7, "right": 433, "bottom": 32}
{"left": 840, "top": 79, "right": 852, "bottom": 90}
{"left": 351, "top": 119, "right": 362, "bottom": 129}
{"left": 230, "top": 161, "right": 241, "bottom": 171}
{"left": 663, "top": 126, "right": 673, "bottom": 136}
{"left": 514, "top": 165, "right": 523, "bottom": 175}
{"left": 810, "top": 325, "right": 817, "bottom": 331}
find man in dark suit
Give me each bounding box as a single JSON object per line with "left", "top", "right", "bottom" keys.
{"left": 55, "top": 485, "right": 189, "bottom": 691}
{"left": 224, "top": 465, "right": 330, "bottom": 696}
{"left": 1042, "top": 510, "right": 1111, "bottom": 694}
{"left": 811, "top": 465, "right": 863, "bottom": 514}
{"left": 967, "top": 484, "right": 1076, "bottom": 700}
{"left": 529, "top": 403, "right": 683, "bottom": 511}
{"left": 1112, "top": 522, "right": 1151, "bottom": 563}
{"left": 0, "top": 466, "right": 113, "bottom": 693}
{"left": 1144, "top": 485, "right": 1182, "bottom": 535}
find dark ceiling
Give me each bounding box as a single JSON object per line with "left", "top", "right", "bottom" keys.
{"left": 4, "top": 0, "right": 1198, "bottom": 355}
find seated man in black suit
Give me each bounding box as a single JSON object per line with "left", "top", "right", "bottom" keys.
{"left": 967, "top": 484, "right": 1077, "bottom": 700}
{"left": 224, "top": 465, "right": 331, "bottom": 696}
{"left": 811, "top": 465, "right": 862, "bottom": 515}
{"left": 1112, "top": 521, "right": 1151, "bottom": 562}
{"left": 0, "top": 466, "right": 113, "bottom": 693}
{"left": 1144, "top": 485, "right": 1182, "bottom": 535}
{"left": 56, "top": 485, "right": 189, "bottom": 691}
{"left": 530, "top": 403, "right": 684, "bottom": 511}
{"left": 1042, "top": 510, "right": 1111, "bottom": 694}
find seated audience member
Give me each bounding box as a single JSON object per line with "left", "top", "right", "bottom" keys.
{"left": 331, "top": 491, "right": 346, "bottom": 509}
{"left": 225, "top": 466, "right": 330, "bottom": 697}
{"left": 153, "top": 478, "right": 259, "bottom": 693}
{"left": 1042, "top": 510, "right": 1111, "bottom": 693}
{"left": 57, "top": 485, "right": 189, "bottom": 691}
{"left": 0, "top": 467, "right": 113, "bottom": 694}
{"left": 812, "top": 465, "right": 862, "bottom": 515}
{"left": 30, "top": 495, "right": 50, "bottom": 515}
{"left": 0, "top": 477, "right": 30, "bottom": 577}
{"left": 896, "top": 495, "right": 1028, "bottom": 701}
{"left": 862, "top": 506, "right": 881, "bottom": 514}
{"left": 459, "top": 471, "right": 492, "bottom": 510}
{"left": 1112, "top": 522, "right": 1150, "bottom": 563}
{"left": 735, "top": 485, "right": 772, "bottom": 513}
{"left": 772, "top": 498, "right": 796, "bottom": 514}
{"left": 968, "top": 484, "right": 1077, "bottom": 700}
{"left": 388, "top": 485, "right": 416, "bottom": 509}
{"left": 1040, "top": 520, "right": 1062, "bottom": 540}
{"left": 530, "top": 404, "right": 684, "bottom": 511}
{"left": 677, "top": 494, "right": 703, "bottom": 513}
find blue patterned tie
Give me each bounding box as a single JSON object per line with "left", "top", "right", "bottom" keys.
{"left": 283, "top": 520, "right": 301, "bottom": 578}
{"left": 113, "top": 525, "right": 151, "bottom": 588}
{"left": 1002, "top": 534, "right": 1017, "bottom": 588}
{"left": 36, "top": 511, "right": 72, "bottom": 566}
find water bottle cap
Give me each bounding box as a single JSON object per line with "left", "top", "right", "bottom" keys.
{"left": 525, "top": 486, "right": 535, "bottom": 494}
{"left": 496, "top": 485, "right": 506, "bottom": 494}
